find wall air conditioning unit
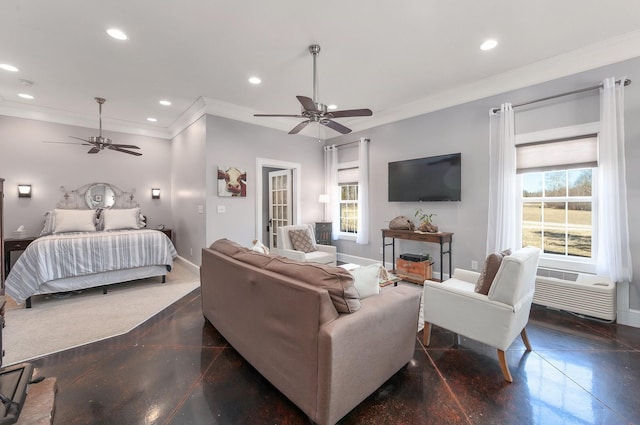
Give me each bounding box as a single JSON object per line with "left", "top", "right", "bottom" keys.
{"left": 533, "top": 268, "right": 616, "bottom": 321}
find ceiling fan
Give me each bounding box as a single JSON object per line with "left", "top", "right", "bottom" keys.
{"left": 254, "top": 44, "right": 373, "bottom": 135}
{"left": 45, "top": 97, "right": 142, "bottom": 156}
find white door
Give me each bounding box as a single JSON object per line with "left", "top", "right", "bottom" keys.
{"left": 268, "top": 169, "right": 292, "bottom": 249}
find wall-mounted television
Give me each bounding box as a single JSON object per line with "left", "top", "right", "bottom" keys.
{"left": 388, "top": 153, "right": 461, "bottom": 202}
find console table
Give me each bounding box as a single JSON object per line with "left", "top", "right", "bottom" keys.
{"left": 382, "top": 229, "right": 453, "bottom": 282}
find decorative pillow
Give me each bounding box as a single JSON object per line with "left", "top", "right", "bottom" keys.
{"left": 350, "top": 264, "right": 382, "bottom": 299}
{"left": 474, "top": 249, "right": 512, "bottom": 295}
{"left": 288, "top": 228, "right": 316, "bottom": 253}
{"left": 52, "top": 209, "right": 97, "bottom": 233}
{"left": 102, "top": 207, "right": 141, "bottom": 231}
{"left": 40, "top": 211, "right": 56, "bottom": 236}
{"left": 250, "top": 239, "right": 269, "bottom": 254}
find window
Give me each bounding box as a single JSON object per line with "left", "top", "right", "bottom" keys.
{"left": 515, "top": 124, "right": 599, "bottom": 270}
{"left": 520, "top": 168, "right": 593, "bottom": 258}
{"left": 339, "top": 183, "right": 358, "bottom": 234}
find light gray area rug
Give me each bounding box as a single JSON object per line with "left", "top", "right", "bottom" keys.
{"left": 3, "top": 261, "right": 199, "bottom": 366}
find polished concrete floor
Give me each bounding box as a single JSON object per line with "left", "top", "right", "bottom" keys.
{"left": 28, "top": 288, "right": 640, "bottom": 425}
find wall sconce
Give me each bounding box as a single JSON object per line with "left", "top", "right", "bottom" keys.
{"left": 151, "top": 188, "right": 161, "bottom": 199}
{"left": 18, "top": 184, "right": 32, "bottom": 198}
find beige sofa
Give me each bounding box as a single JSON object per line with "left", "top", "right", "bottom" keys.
{"left": 201, "top": 239, "right": 422, "bottom": 425}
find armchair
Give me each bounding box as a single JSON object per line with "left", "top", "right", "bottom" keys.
{"left": 275, "top": 224, "right": 337, "bottom": 266}
{"left": 422, "top": 247, "right": 540, "bottom": 382}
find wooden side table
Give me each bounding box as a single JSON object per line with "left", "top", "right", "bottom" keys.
{"left": 4, "top": 236, "right": 37, "bottom": 278}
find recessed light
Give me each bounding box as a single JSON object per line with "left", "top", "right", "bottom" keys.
{"left": 248, "top": 77, "right": 261, "bottom": 85}
{"left": 480, "top": 39, "right": 498, "bottom": 51}
{"left": 159, "top": 100, "right": 171, "bottom": 106}
{"left": 147, "top": 117, "right": 157, "bottom": 122}
{"left": 18, "top": 93, "right": 34, "bottom": 100}
{"left": 0, "top": 64, "right": 19, "bottom": 72}
{"left": 328, "top": 104, "right": 337, "bottom": 110}
{"left": 107, "top": 28, "right": 128, "bottom": 40}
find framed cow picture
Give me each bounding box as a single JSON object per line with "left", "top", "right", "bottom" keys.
{"left": 217, "top": 166, "right": 247, "bottom": 197}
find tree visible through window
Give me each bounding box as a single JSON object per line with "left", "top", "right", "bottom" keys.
{"left": 521, "top": 168, "right": 593, "bottom": 257}
{"left": 339, "top": 184, "right": 358, "bottom": 234}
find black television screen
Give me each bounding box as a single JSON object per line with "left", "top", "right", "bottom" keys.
{"left": 388, "top": 153, "right": 461, "bottom": 202}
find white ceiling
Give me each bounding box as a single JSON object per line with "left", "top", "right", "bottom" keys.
{"left": 1, "top": 0, "right": 640, "bottom": 140}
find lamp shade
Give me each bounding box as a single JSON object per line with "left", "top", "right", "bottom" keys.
{"left": 318, "top": 194, "right": 330, "bottom": 204}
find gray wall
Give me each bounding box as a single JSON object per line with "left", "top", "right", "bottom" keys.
{"left": 330, "top": 56, "right": 640, "bottom": 312}
{"left": 171, "top": 115, "right": 207, "bottom": 265}
{"left": 204, "top": 115, "right": 325, "bottom": 249}
{"left": 0, "top": 116, "right": 172, "bottom": 235}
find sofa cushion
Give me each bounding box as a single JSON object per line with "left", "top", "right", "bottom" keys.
{"left": 289, "top": 228, "right": 316, "bottom": 253}
{"left": 265, "top": 257, "right": 361, "bottom": 314}
{"left": 474, "top": 249, "right": 511, "bottom": 295}
{"left": 232, "top": 250, "right": 275, "bottom": 269}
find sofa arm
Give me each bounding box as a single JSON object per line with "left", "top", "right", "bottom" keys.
{"left": 453, "top": 268, "right": 481, "bottom": 284}
{"left": 315, "top": 244, "right": 337, "bottom": 255}
{"left": 316, "top": 285, "right": 421, "bottom": 425}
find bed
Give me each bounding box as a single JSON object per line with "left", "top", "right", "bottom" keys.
{"left": 5, "top": 182, "right": 178, "bottom": 307}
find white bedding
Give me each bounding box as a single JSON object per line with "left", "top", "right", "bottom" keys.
{"left": 5, "top": 229, "right": 178, "bottom": 304}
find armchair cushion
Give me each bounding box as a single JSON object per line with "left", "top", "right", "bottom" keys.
{"left": 289, "top": 228, "right": 316, "bottom": 253}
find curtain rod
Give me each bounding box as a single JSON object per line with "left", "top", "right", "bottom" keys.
{"left": 491, "top": 78, "right": 631, "bottom": 114}
{"left": 334, "top": 138, "right": 370, "bottom": 149}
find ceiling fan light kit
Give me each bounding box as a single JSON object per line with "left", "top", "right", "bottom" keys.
{"left": 254, "top": 44, "right": 373, "bottom": 135}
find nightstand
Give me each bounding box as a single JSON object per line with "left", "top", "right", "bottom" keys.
{"left": 4, "top": 235, "right": 38, "bottom": 278}
{"left": 158, "top": 228, "right": 173, "bottom": 241}
{"left": 315, "top": 222, "right": 332, "bottom": 245}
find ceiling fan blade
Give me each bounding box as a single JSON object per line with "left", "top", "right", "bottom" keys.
{"left": 322, "top": 119, "right": 352, "bottom": 134}
{"left": 110, "top": 143, "right": 140, "bottom": 149}
{"left": 288, "top": 120, "right": 310, "bottom": 134}
{"left": 329, "top": 108, "right": 373, "bottom": 118}
{"left": 69, "top": 136, "right": 95, "bottom": 144}
{"left": 88, "top": 147, "right": 100, "bottom": 154}
{"left": 109, "top": 146, "right": 143, "bottom": 156}
{"left": 296, "top": 96, "right": 318, "bottom": 112}
{"left": 43, "top": 140, "right": 86, "bottom": 145}
{"left": 254, "top": 114, "right": 304, "bottom": 118}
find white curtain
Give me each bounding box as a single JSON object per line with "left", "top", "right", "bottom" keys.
{"left": 597, "top": 77, "right": 632, "bottom": 282}
{"left": 356, "top": 138, "right": 370, "bottom": 244}
{"left": 324, "top": 145, "right": 340, "bottom": 240}
{"left": 486, "top": 103, "right": 517, "bottom": 254}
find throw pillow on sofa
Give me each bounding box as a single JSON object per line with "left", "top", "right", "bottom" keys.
{"left": 350, "top": 264, "right": 382, "bottom": 299}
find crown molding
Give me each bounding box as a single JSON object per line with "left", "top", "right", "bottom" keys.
{"left": 0, "top": 98, "right": 172, "bottom": 139}
{"left": 3, "top": 30, "right": 640, "bottom": 141}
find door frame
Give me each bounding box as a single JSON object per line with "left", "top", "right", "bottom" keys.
{"left": 255, "top": 157, "right": 301, "bottom": 242}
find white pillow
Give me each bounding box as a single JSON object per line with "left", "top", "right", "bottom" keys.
{"left": 53, "top": 209, "right": 97, "bottom": 233}
{"left": 350, "top": 264, "right": 382, "bottom": 299}
{"left": 250, "top": 239, "right": 269, "bottom": 254}
{"left": 102, "top": 208, "right": 141, "bottom": 231}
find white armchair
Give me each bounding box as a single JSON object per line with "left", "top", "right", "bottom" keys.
{"left": 422, "top": 247, "right": 540, "bottom": 382}
{"left": 274, "top": 224, "right": 337, "bottom": 266}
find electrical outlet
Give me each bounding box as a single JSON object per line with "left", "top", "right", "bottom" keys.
{"left": 190, "top": 248, "right": 193, "bottom": 257}
{"left": 471, "top": 260, "right": 478, "bottom": 270}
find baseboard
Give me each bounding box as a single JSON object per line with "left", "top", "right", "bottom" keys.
{"left": 175, "top": 256, "right": 200, "bottom": 275}
{"left": 617, "top": 308, "right": 640, "bottom": 327}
